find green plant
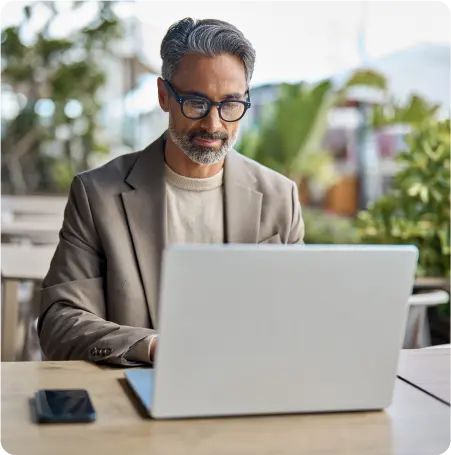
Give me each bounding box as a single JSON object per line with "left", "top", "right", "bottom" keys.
{"left": 356, "top": 119, "right": 450, "bottom": 279}
{"left": 1, "top": 1, "right": 122, "bottom": 194}
{"left": 303, "top": 208, "right": 359, "bottom": 245}
{"left": 371, "top": 94, "right": 440, "bottom": 128}
{"left": 236, "top": 69, "right": 388, "bottom": 194}
{"left": 237, "top": 81, "right": 336, "bottom": 198}
{"left": 236, "top": 80, "right": 338, "bottom": 191}
{"left": 340, "top": 69, "right": 388, "bottom": 92}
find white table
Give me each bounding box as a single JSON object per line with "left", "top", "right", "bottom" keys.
{"left": 1, "top": 218, "right": 62, "bottom": 244}
{"left": 1, "top": 244, "right": 56, "bottom": 361}
{"left": 2, "top": 195, "right": 65, "bottom": 244}
{"left": 2, "top": 195, "right": 67, "bottom": 216}
{"left": 398, "top": 347, "right": 450, "bottom": 405}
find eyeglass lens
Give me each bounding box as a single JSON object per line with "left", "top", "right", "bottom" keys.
{"left": 182, "top": 98, "right": 245, "bottom": 121}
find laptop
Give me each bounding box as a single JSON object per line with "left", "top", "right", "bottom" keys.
{"left": 125, "top": 244, "right": 418, "bottom": 419}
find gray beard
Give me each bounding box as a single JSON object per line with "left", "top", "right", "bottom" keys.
{"left": 168, "top": 124, "right": 237, "bottom": 165}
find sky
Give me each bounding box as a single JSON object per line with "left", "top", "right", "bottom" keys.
{"left": 1, "top": 0, "right": 449, "bottom": 85}
{"left": 134, "top": 0, "right": 450, "bottom": 84}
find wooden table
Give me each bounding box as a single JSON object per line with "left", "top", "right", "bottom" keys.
{"left": 1, "top": 359, "right": 450, "bottom": 455}
{"left": 398, "top": 347, "right": 450, "bottom": 405}
{"left": 1, "top": 244, "right": 56, "bottom": 361}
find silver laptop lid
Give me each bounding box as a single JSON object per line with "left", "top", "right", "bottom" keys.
{"left": 152, "top": 244, "right": 418, "bottom": 418}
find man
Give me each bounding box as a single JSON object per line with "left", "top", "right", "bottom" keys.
{"left": 38, "top": 17, "right": 304, "bottom": 366}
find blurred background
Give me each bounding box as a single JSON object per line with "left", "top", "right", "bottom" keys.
{"left": 1, "top": 1, "right": 450, "bottom": 361}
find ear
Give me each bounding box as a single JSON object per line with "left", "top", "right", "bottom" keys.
{"left": 157, "top": 77, "right": 169, "bottom": 112}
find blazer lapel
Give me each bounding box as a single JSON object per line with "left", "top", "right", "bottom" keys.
{"left": 224, "top": 150, "right": 263, "bottom": 243}
{"left": 121, "top": 134, "right": 166, "bottom": 328}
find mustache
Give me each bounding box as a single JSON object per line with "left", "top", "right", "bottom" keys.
{"left": 189, "top": 131, "right": 228, "bottom": 141}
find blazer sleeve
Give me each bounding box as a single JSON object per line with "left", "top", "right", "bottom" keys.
{"left": 38, "top": 175, "right": 156, "bottom": 366}
{"left": 288, "top": 181, "right": 305, "bottom": 244}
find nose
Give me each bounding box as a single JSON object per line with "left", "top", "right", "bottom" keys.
{"left": 200, "top": 104, "right": 223, "bottom": 132}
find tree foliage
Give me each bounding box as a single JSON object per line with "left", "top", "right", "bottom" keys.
{"left": 356, "top": 119, "right": 450, "bottom": 279}
{"left": 1, "top": 1, "right": 123, "bottom": 193}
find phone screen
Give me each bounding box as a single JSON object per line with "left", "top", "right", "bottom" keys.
{"left": 35, "top": 389, "right": 96, "bottom": 423}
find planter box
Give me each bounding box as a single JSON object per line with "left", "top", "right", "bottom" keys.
{"left": 324, "top": 175, "right": 358, "bottom": 216}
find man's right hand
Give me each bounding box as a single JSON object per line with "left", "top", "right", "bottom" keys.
{"left": 150, "top": 336, "right": 158, "bottom": 362}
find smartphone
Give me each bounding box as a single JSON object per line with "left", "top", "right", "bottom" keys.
{"left": 34, "top": 389, "right": 96, "bottom": 423}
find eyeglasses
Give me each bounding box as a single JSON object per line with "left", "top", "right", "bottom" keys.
{"left": 164, "top": 80, "right": 251, "bottom": 122}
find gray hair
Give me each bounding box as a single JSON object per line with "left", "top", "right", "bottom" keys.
{"left": 160, "top": 18, "right": 256, "bottom": 84}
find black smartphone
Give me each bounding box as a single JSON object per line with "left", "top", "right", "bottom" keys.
{"left": 34, "top": 389, "right": 96, "bottom": 423}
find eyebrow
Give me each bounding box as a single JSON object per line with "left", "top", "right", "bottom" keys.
{"left": 181, "top": 89, "right": 246, "bottom": 100}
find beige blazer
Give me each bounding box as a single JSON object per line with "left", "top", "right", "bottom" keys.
{"left": 38, "top": 132, "right": 304, "bottom": 365}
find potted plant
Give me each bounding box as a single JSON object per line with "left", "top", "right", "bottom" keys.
{"left": 356, "top": 119, "right": 450, "bottom": 342}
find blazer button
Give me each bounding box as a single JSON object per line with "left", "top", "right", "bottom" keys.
{"left": 91, "top": 348, "right": 97, "bottom": 356}
{"left": 106, "top": 348, "right": 112, "bottom": 355}
{"left": 102, "top": 349, "right": 108, "bottom": 355}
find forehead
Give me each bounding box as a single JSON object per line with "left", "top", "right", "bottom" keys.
{"left": 172, "top": 53, "right": 247, "bottom": 98}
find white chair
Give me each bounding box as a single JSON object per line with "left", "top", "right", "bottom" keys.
{"left": 1, "top": 243, "right": 56, "bottom": 361}
{"left": 403, "top": 290, "right": 450, "bottom": 349}
{"left": 2, "top": 195, "right": 64, "bottom": 245}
